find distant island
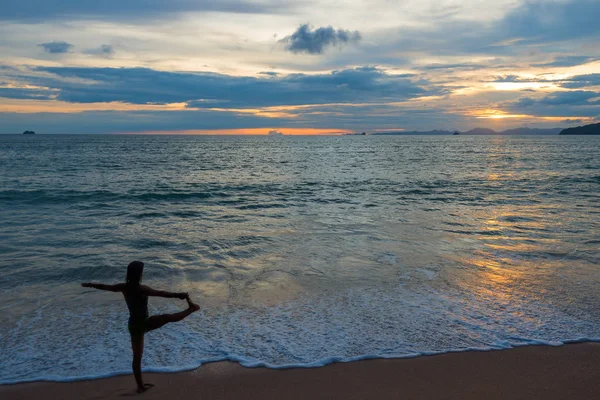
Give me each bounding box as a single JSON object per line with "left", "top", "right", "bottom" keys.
{"left": 371, "top": 127, "right": 563, "bottom": 135}
{"left": 344, "top": 132, "right": 367, "bottom": 136}
{"left": 559, "top": 123, "right": 600, "bottom": 135}
{"left": 462, "top": 127, "right": 563, "bottom": 135}
{"left": 267, "top": 129, "right": 285, "bottom": 137}
{"left": 22, "top": 130, "right": 36, "bottom": 135}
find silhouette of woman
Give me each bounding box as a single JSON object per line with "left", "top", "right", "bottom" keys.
{"left": 81, "top": 260, "right": 199, "bottom": 393}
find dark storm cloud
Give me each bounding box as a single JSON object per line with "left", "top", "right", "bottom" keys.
{"left": 280, "top": 24, "right": 361, "bottom": 54}
{"left": 0, "top": 0, "right": 288, "bottom": 22}
{"left": 38, "top": 41, "right": 73, "bottom": 54}
{"left": 10, "top": 65, "right": 431, "bottom": 107}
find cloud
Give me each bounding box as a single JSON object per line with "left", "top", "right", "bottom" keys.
{"left": 280, "top": 24, "right": 361, "bottom": 54}
{"left": 0, "top": 103, "right": 471, "bottom": 134}
{"left": 496, "top": 0, "right": 600, "bottom": 45}
{"left": 532, "top": 56, "right": 598, "bottom": 67}
{"left": 417, "top": 63, "right": 482, "bottom": 71}
{"left": 512, "top": 91, "right": 600, "bottom": 108}
{"left": 38, "top": 41, "right": 73, "bottom": 54}
{"left": 531, "top": 91, "right": 600, "bottom": 106}
{"left": 0, "top": 87, "right": 54, "bottom": 100}
{"left": 258, "top": 71, "right": 278, "bottom": 77}
{"left": 559, "top": 74, "right": 600, "bottom": 89}
{"left": 0, "top": 66, "right": 459, "bottom": 134}
{"left": 505, "top": 90, "right": 600, "bottom": 117}
{"left": 489, "top": 73, "right": 600, "bottom": 90}
{"left": 367, "top": 0, "right": 600, "bottom": 61}
{"left": 0, "top": 0, "right": 288, "bottom": 22}
{"left": 8, "top": 65, "right": 432, "bottom": 107}
{"left": 84, "top": 44, "right": 114, "bottom": 56}
{"left": 0, "top": 109, "right": 288, "bottom": 134}
{"left": 492, "top": 75, "right": 525, "bottom": 83}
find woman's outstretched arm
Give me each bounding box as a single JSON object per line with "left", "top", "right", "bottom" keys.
{"left": 140, "top": 285, "right": 188, "bottom": 299}
{"left": 81, "top": 282, "right": 125, "bottom": 292}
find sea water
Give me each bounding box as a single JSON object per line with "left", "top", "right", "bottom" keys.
{"left": 0, "top": 134, "right": 599, "bottom": 383}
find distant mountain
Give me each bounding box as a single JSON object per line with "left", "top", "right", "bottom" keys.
{"left": 460, "top": 127, "right": 563, "bottom": 135}
{"left": 462, "top": 127, "right": 497, "bottom": 135}
{"left": 501, "top": 127, "right": 563, "bottom": 135}
{"left": 559, "top": 123, "right": 600, "bottom": 135}
{"left": 372, "top": 127, "right": 563, "bottom": 135}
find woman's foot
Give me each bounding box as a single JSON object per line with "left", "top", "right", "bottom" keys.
{"left": 136, "top": 383, "right": 154, "bottom": 394}
{"left": 186, "top": 297, "right": 200, "bottom": 312}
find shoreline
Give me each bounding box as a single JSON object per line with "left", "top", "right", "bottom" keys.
{"left": 2, "top": 342, "right": 599, "bottom": 399}
{"left": 2, "top": 338, "right": 598, "bottom": 386}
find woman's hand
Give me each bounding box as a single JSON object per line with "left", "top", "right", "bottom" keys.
{"left": 81, "top": 282, "right": 92, "bottom": 288}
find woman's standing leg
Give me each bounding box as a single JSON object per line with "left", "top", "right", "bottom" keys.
{"left": 130, "top": 334, "right": 145, "bottom": 393}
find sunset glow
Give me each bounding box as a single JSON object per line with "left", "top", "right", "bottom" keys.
{"left": 129, "top": 128, "right": 352, "bottom": 135}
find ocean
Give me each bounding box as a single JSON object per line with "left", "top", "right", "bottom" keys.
{"left": 0, "top": 134, "right": 599, "bottom": 384}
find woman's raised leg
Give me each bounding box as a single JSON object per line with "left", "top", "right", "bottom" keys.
{"left": 145, "top": 297, "right": 200, "bottom": 332}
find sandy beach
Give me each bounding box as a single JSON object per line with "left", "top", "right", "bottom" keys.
{"left": 2, "top": 343, "right": 598, "bottom": 400}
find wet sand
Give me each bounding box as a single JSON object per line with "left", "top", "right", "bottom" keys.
{"left": 2, "top": 343, "right": 599, "bottom": 400}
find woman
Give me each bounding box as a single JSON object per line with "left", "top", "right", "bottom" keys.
{"left": 81, "top": 260, "right": 199, "bottom": 393}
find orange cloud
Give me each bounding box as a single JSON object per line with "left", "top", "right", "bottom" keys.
{"left": 465, "top": 108, "right": 595, "bottom": 122}
{"left": 0, "top": 99, "right": 189, "bottom": 113}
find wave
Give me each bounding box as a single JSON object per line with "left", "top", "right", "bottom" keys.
{"left": 0, "top": 189, "right": 229, "bottom": 205}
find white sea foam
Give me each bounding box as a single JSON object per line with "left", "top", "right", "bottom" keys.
{"left": 2, "top": 280, "right": 599, "bottom": 385}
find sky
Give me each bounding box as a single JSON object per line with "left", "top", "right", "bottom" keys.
{"left": 1, "top": 0, "right": 599, "bottom": 134}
